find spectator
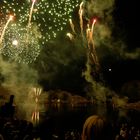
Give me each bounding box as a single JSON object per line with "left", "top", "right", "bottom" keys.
{"left": 0, "top": 95, "right": 16, "bottom": 119}
{"left": 0, "top": 134, "right": 4, "bottom": 140}
{"left": 81, "top": 115, "right": 113, "bottom": 140}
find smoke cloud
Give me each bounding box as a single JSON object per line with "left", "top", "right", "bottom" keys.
{"left": 0, "top": 56, "right": 40, "bottom": 120}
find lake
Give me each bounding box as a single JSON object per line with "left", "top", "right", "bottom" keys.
{"left": 35, "top": 103, "right": 140, "bottom": 140}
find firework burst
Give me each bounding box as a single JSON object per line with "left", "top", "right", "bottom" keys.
{"left": 0, "top": 0, "right": 80, "bottom": 44}
{"left": 0, "top": 0, "right": 81, "bottom": 63}
{"left": 0, "top": 23, "right": 41, "bottom": 64}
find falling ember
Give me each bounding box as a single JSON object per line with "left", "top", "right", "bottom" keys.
{"left": 86, "top": 18, "right": 100, "bottom": 71}
{"left": 91, "top": 19, "right": 97, "bottom": 36}
{"left": 31, "top": 87, "right": 42, "bottom": 123}
{"left": 86, "top": 24, "right": 90, "bottom": 43}
{"left": 70, "top": 2, "right": 100, "bottom": 72}
{"left": 69, "top": 19, "right": 76, "bottom": 34}
{"left": 79, "top": 2, "right": 84, "bottom": 12}
{"left": 66, "top": 32, "right": 74, "bottom": 41}
{"left": 0, "top": 15, "right": 13, "bottom": 46}
{"left": 79, "top": 2, "right": 84, "bottom": 39}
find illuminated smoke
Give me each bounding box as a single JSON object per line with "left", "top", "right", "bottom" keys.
{"left": 0, "top": 56, "right": 40, "bottom": 120}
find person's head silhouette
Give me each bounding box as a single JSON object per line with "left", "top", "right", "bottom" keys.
{"left": 82, "top": 115, "right": 112, "bottom": 140}
{"left": 9, "top": 95, "right": 14, "bottom": 104}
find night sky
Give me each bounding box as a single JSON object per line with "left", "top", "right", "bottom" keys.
{"left": 105, "top": 0, "right": 140, "bottom": 90}
{"left": 0, "top": 0, "right": 140, "bottom": 98}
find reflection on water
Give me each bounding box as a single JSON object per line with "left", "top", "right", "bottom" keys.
{"left": 30, "top": 102, "right": 140, "bottom": 140}
{"left": 38, "top": 102, "right": 140, "bottom": 129}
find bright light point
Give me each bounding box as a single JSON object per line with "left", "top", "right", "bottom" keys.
{"left": 109, "top": 68, "right": 112, "bottom": 72}
{"left": 12, "top": 40, "right": 18, "bottom": 46}
{"left": 66, "top": 33, "right": 73, "bottom": 40}
{"left": 33, "top": 9, "right": 38, "bottom": 12}
{"left": 66, "top": 33, "right": 71, "bottom": 36}
{"left": 9, "top": 15, "right": 13, "bottom": 20}
{"left": 93, "top": 19, "right": 97, "bottom": 24}
{"left": 80, "top": 2, "right": 83, "bottom": 8}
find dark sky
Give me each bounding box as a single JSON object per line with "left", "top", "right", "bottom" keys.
{"left": 104, "top": 0, "right": 140, "bottom": 90}
{"left": 113, "top": 0, "right": 140, "bottom": 49}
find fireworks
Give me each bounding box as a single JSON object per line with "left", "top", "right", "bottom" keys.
{"left": 66, "top": 32, "right": 74, "bottom": 41}
{"left": 0, "top": 15, "right": 13, "bottom": 45}
{"left": 30, "top": 87, "right": 42, "bottom": 123}
{"left": 86, "top": 19, "right": 100, "bottom": 70}
{"left": 0, "top": 0, "right": 80, "bottom": 43}
{"left": 79, "top": 2, "right": 84, "bottom": 38}
{"left": 0, "top": 24, "right": 41, "bottom": 64}
{"left": 69, "top": 19, "right": 76, "bottom": 35}
{"left": 67, "top": 1, "right": 100, "bottom": 73}
{"left": 0, "top": 0, "right": 81, "bottom": 63}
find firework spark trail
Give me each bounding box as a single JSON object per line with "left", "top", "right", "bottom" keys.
{"left": 86, "top": 19, "right": 100, "bottom": 71}
{"left": 0, "top": 0, "right": 80, "bottom": 47}
{"left": 26, "top": 0, "right": 36, "bottom": 42}
{"left": 66, "top": 32, "right": 74, "bottom": 40}
{"left": 79, "top": 2, "right": 84, "bottom": 39}
{"left": 27, "top": 0, "right": 36, "bottom": 29}
{"left": 68, "top": 2, "right": 100, "bottom": 71}
{"left": 0, "top": 15, "right": 13, "bottom": 46}
{"left": 69, "top": 19, "right": 76, "bottom": 34}
{"left": 91, "top": 19, "right": 96, "bottom": 37}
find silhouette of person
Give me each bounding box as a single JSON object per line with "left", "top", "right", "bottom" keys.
{"left": 0, "top": 95, "right": 15, "bottom": 118}
{"left": 81, "top": 115, "right": 113, "bottom": 140}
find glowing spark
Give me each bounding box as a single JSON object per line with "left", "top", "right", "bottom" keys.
{"left": 86, "top": 18, "right": 100, "bottom": 71}
{"left": 26, "top": 0, "right": 36, "bottom": 42}
{"left": 79, "top": 2, "right": 84, "bottom": 10}
{"left": 66, "top": 32, "right": 74, "bottom": 40}
{"left": 12, "top": 40, "right": 18, "bottom": 46}
{"left": 0, "top": 15, "right": 13, "bottom": 46}
{"left": 69, "top": 19, "right": 76, "bottom": 34}
{"left": 28, "top": 0, "right": 36, "bottom": 28}
{"left": 86, "top": 24, "right": 90, "bottom": 43}
{"left": 0, "top": 0, "right": 80, "bottom": 45}
{"left": 79, "top": 3, "right": 84, "bottom": 38}
{"left": 91, "top": 19, "right": 97, "bottom": 36}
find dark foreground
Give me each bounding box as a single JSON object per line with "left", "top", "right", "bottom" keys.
{"left": 0, "top": 103, "right": 140, "bottom": 140}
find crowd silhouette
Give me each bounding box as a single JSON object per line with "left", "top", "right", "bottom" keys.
{"left": 0, "top": 95, "right": 140, "bottom": 140}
